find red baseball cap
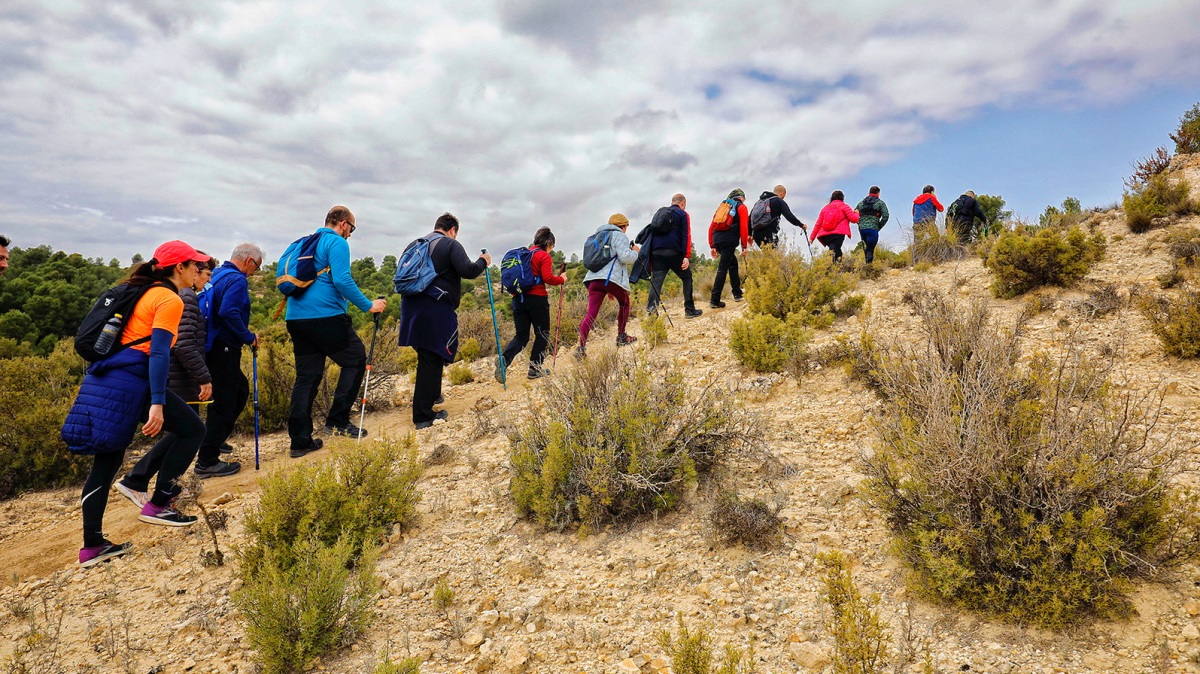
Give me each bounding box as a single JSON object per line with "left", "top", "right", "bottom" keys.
{"left": 153, "top": 240, "right": 211, "bottom": 267}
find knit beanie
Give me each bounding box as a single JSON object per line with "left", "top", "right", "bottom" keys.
{"left": 608, "top": 213, "right": 630, "bottom": 226}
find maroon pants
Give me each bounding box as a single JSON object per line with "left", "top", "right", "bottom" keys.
{"left": 579, "top": 280, "right": 631, "bottom": 346}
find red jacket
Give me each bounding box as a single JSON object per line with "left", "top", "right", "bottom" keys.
{"left": 809, "top": 200, "right": 860, "bottom": 242}
{"left": 708, "top": 201, "right": 750, "bottom": 250}
{"left": 525, "top": 246, "right": 565, "bottom": 297}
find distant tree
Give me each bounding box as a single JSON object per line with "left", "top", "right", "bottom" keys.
{"left": 132, "top": 253, "right": 144, "bottom": 264}
{"left": 1171, "top": 102, "right": 1200, "bottom": 155}
{"left": 977, "top": 195, "right": 1012, "bottom": 226}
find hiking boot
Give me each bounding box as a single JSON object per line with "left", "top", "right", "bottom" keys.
{"left": 494, "top": 357, "right": 507, "bottom": 383}
{"left": 709, "top": 299, "right": 726, "bottom": 309}
{"left": 114, "top": 481, "right": 149, "bottom": 509}
{"left": 218, "top": 442, "right": 234, "bottom": 455}
{"left": 434, "top": 395, "right": 445, "bottom": 406}
{"left": 646, "top": 303, "right": 659, "bottom": 315}
{"left": 685, "top": 308, "right": 703, "bottom": 319}
{"left": 415, "top": 410, "right": 449, "bottom": 430}
{"left": 138, "top": 502, "right": 197, "bottom": 527}
{"left": 194, "top": 461, "right": 241, "bottom": 479}
{"left": 527, "top": 365, "right": 551, "bottom": 380}
{"left": 325, "top": 422, "right": 366, "bottom": 438}
{"left": 733, "top": 295, "right": 744, "bottom": 302}
{"left": 80, "top": 540, "right": 131, "bottom": 567}
{"left": 290, "top": 438, "right": 324, "bottom": 459}
{"left": 616, "top": 334, "right": 638, "bottom": 347}
{"left": 574, "top": 345, "right": 586, "bottom": 360}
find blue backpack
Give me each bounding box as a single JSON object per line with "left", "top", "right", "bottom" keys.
{"left": 276, "top": 231, "right": 330, "bottom": 297}
{"left": 196, "top": 281, "right": 214, "bottom": 322}
{"left": 582, "top": 229, "right": 616, "bottom": 272}
{"left": 500, "top": 247, "right": 541, "bottom": 299}
{"left": 393, "top": 234, "right": 447, "bottom": 297}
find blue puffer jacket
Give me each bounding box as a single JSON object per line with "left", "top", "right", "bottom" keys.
{"left": 61, "top": 348, "right": 150, "bottom": 455}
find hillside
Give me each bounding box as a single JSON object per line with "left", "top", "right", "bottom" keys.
{"left": 4, "top": 206, "right": 1200, "bottom": 674}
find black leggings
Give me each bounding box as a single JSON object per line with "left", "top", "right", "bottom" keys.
{"left": 817, "top": 234, "right": 846, "bottom": 262}
{"left": 82, "top": 390, "right": 204, "bottom": 547}
{"left": 501, "top": 295, "right": 551, "bottom": 374}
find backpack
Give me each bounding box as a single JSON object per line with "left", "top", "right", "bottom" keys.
{"left": 196, "top": 281, "right": 214, "bottom": 322}
{"left": 650, "top": 206, "right": 676, "bottom": 235}
{"left": 74, "top": 283, "right": 165, "bottom": 362}
{"left": 750, "top": 197, "right": 776, "bottom": 231}
{"left": 393, "top": 234, "right": 447, "bottom": 296}
{"left": 711, "top": 199, "right": 736, "bottom": 232}
{"left": 500, "top": 247, "right": 542, "bottom": 297}
{"left": 948, "top": 195, "right": 970, "bottom": 220}
{"left": 858, "top": 195, "right": 882, "bottom": 219}
{"left": 582, "top": 229, "right": 616, "bottom": 272}
{"left": 275, "top": 231, "right": 330, "bottom": 297}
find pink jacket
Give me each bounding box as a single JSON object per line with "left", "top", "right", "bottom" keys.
{"left": 809, "top": 200, "right": 860, "bottom": 242}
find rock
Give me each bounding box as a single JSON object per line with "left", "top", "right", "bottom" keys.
{"left": 480, "top": 609, "right": 501, "bottom": 627}
{"left": 1183, "top": 623, "right": 1200, "bottom": 640}
{"left": 789, "top": 641, "right": 831, "bottom": 670}
{"left": 501, "top": 643, "right": 529, "bottom": 673}
{"left": 462, "top": 627, "right": 486, "bottom": 649}
{"left": 213, "top": 492, "right": 235, "bottom": 505}
{"left": 615, "top": 658, "right": 640, "bottom": 674}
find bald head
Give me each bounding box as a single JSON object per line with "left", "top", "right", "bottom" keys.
{"left": 773, "top": 185, "right": 786, "bottom": 198}
{"left": 671, "top": 193, "right": 686, "bottom": 205}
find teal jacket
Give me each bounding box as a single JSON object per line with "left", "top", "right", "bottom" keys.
{"left": 284, "top": 227, "right": 373, "bottom": 320}
{"left": 855, "top": 195, "right": 890, "bottom": 231}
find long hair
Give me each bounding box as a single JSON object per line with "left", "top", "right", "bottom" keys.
{"left": 532, "top": 227, "right": 555, "bottom": 250}
{"left": 124, "top": 258, "right": 183, "bottom": 289}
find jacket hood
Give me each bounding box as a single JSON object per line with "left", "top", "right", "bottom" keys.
{"left": 913, "top": 193, "right": 937, "bottom": 205}
{"left": 596, "top": 223, "right": 624, "bottom": 233}
{"left": 759, "top": 191, "right": 776, "bottom": 200}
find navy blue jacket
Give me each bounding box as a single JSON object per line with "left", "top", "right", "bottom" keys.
{"left": 61, "top": 348, "right": 150, "bottom": 455}
{"left": 206, "top": 261, "right": 255, "bottom": 351}
{"left": 650, "top": 205, "right": 692, "bottom": 256}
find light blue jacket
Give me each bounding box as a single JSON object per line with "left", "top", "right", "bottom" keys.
{"left": 284, "top": 227, "right": 373, "bottom": 320}
{"left": 582, "top": 225, "right": 639, "bottom": 291}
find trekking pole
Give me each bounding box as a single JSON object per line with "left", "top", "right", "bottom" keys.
{"left": 647, "top": 273, "right": 674, "bottom": 328}
{"left": 551, "top": 280, "right": 565, "bottom": 367}
{"left": 251, "top": 345, "right": 260, "bottom": 471}
{"left": 358, "top": 296, "right": 385, "bottom": 443}
{"left": 483, "top": 250, "right": 506, "bottom": 389}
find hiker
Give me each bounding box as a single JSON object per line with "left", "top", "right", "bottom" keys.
{"left": 912, "top": 185, "right": 944, "bottom": 227}
{"left": 497, "top": 227, "right": 566, "bottom": 380}
{"left": 285, "top": 206, "right": 386, "bottom": 456}
{"left": 855, "top": 186, "right": 890, "bottom": 264}
{"left": 647, "top": 193, "right": 702, "bottom": 319}
{"left": 947, "top": 190, "right": 990, "bottom": 243}
{"left": 708, "top": 188, "right": 750, "bottom": 308}
{"left": 398, "top": 212, "right": 490, "bottom": 430}
{"left": 196, "top": 243, "right": 264, "bottom": 477}
{"left": 809, "top": 190, "right": 860, "bottom": 263}
{"left": 749, "top": 185, "right": 807, "bottom": 248}
{"left": 0, "top": 235, "right": 9, "bottom": 276}
{"left": 578, "top": 214, "right": 641, "bottom": 356}
{"left": 63, "top": 240, "right": 211, "bottom": 566}
{"left": 114, "top": 254, "right": 217, "bottom": 507}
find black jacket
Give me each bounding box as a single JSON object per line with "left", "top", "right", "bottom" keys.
{"left": 168, "top": 287, "right": 211, "bottom": 402}
{"left": 948, "top": 195, "right": 988, "bottom": 228}
{"left": 756, "top": 191, "right": 806, "bottom": 231}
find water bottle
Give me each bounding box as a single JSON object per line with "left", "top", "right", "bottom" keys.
{"left": 93, "top": 314, "right": 124, "bottom": 355}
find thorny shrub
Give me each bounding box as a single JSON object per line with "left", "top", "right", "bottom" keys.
{"left": 728, "top": 313, "right": 810, "bottom": 374}
{"left": 742, "top": 247, "right": 856, "bottom": 326}
{"left": 708, "top": 490, "right": 784, "bottom": 549}
{"left": 1126, "top": 147, "right": 1172, "bottom": 189}
{"left": 509, "top": 350, "right": 761, "bottom": 533}
{"left": 1124, "top": 174, "right": 1195, "bottom": 234}
{"left": 1162, "top": 226, "right": 1200, "bottom": 266}
{"left": 858, "top": 288, "right": 1200, "bottom": 627}
{"left": 818, "top": 551, "right": 891, "bottom": 674}
{"left": 1139, "top": 291, "right": 1200, "bottom": 358}
{"left": 983, "top": 225, "right": 1106, "bottom": 298}
{"left": 1070, "top": 284, "right": 1125, "bottom": 320}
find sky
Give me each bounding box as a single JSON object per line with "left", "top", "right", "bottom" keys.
{"left": 2, "top": 0, "right": 1199, "bottom": 263}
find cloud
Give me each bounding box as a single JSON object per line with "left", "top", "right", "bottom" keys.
{"left": 0, "top": 0, "right": 1199, "bottom": 264}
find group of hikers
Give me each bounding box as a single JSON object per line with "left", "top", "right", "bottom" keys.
{"left": 0, "top": 183, "right": 991, "bottom": 567}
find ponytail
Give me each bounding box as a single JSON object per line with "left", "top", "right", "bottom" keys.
{"left": 124, "top": 258, "right": 181, "bottom": 289}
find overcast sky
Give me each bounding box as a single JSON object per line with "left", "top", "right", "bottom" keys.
{"left": 2, "top": 0, "right": 1199, "bottom": 263}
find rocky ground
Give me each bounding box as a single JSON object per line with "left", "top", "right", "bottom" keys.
{"left": 4, "top": 208, "right": 1200, "bottom": 674}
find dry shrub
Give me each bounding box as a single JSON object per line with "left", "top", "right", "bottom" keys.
{"left": 1163, "top": 226, "right": 1200, "bottom": 266}
{"left": 509, "top": 350, "right": 761, "bottom": 533}
{"left": 911, "top": 221, "right": 968, "bottom": 266}
{"left": 728, "top": 313, "right": 810, "bottom": 374}
{"left": 742, "top": 247, "right": 856, "bottom": 325}
{"left": 1070, "top": 284, "right": 1125, "bottom": 319}
{"left": 1139, "top": 291, "right": 1200, "bottom": 358}
{"left": 708, "top": 491, "right": 783, "bottom": 549}
{"left": 861, "top": 288, "right": 1200, "bottom": 628}
{"left": 983, "top": 225, "right": 1106, "bottom": 298}
{"left": 1124, "top": 174, "right": 1195, "bottom": 234}
{"left": 1126, "top": 146, "right": 1172, "bottom": 188}
{"left": 818, "top": 551, "right": 890, "bottom": 674}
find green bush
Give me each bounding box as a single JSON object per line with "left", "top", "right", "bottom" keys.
{"left": 375, "top": 655, "right": 422, "bottom": 674}
{"left": 818, "top": 551, "right": 890, "bottom": 674}
{"left": 728, "top": 313, "right": 810, "bottom": 374}
{"left": 0, "top": 340, "right": 88, "bottom": 500}
{"left": 742, "top": 248, "right": 856, "bottom": 324}
{"left": 455, "top": 337, "right": 480, "bottom": 363}
{"left": 1124, "top": 173, "right": 1195, "bottom": 233}
{"left": 657, "top": 615, "right": 756, "bottom": 674}
{"left": 861, "top": 289, "right": 1200, "bottom": 628}
{"left": 1139, "top": 291, "right": 1200, "bottom": 358}
{"left": 239, "top": 436, "right": 422, "bottom": 577}
{"left": 234, "top": 536, "right": 379, "bottom": 674}
{"left": 642, "top": 314, "right": 668, "bottom": 348}
{"left": 1171, "top": 102, "right": 1200, "bottom": 155}
{"left": 509, "top": 350, "right": 760, "bottom": 533}
{"left": 983, "top": 225, "right": 1106, "bottom": 297}
{"left": 447, "top": 362, "right": 474, "bottom": 385}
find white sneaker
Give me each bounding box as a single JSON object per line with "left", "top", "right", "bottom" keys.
{"left": 114, "top": 482, "right": 149, "bottom": 509}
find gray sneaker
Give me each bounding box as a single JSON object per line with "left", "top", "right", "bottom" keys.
{"left": 194, "top": 461, "right": 242, "bottom": 479}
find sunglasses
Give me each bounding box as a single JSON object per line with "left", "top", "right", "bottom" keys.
{"left": 346, "top": 221, "right": 357, "bottom": 234}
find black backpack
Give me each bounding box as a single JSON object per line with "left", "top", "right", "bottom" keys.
{"left": 582, "top": 229, "right": 617, "bottom": 272}
{"left": 74, "top": 283, "right": 166, "bottom": 362}
{"left": 650, "top": 206, "right": 675, "bottom": 235}
{"left": 948, "top": 195, "right": 972, "bottom": 220}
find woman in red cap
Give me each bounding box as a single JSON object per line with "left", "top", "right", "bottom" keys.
{"left": 63, "top": 240, "right": 211, "bottom": 566}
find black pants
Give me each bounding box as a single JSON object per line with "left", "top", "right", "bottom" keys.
{"left": 752, "top": 226, "right": 779, "bottom": 248}
{"left": 83, "top": 390, "right": 204, "bottom": 547}
{"left": 198, "top": 342, "right": 247, "bottom": 467}
{"left": 413, "top": 348, "right": 445, "bottom": 424}
{"left": 286, "top": 315, "right": 366, "bottom": 450}
{"left": 818, "top": 234, "right": 846, "bottom": 262}
{"left": 501, "top": 295, "right": 551, "bottom": 375}
{"left": 711, "top": 243, "right": 743, "bottom": 302}
{"left": 648, "top": 250, "right": 695, "bottom": 312}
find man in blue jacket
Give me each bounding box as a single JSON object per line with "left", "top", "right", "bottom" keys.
{"left": 285, "top": 205, "right": 386, "bottom": 457}
{"left": 196, "top": 243, "right": 264, "bottom": 478}
{"left": 648, "top": 193, "right": 702, "bottom": 319}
